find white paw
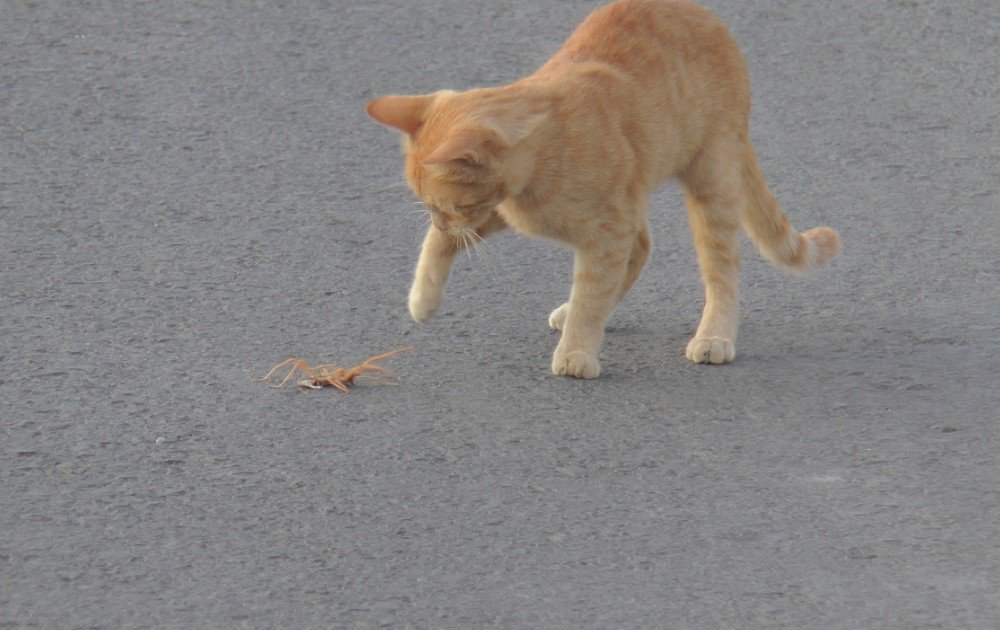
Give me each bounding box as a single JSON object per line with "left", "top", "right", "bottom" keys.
{"left": 408, "top": 283, "right": 441, "bottom": 323}
{"left": 685, "top": 336, "right": 735, "bottom": 364}
{"left": 552, "top": 348, "right": 601, "bottom": 379}
{"left": 548, "top": 302, "right": 570, "bottom": 331}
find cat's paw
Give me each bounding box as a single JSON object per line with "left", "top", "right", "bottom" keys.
{"left": 548, "top": 303, "right": 570, "bottom": 331}
{"left": 685, "top": 336, "right": 735, "bottom": 364}
{"left": 408, "top": 282, "right": 441, "bottom": 323}
{"left": 552, "top": 349, "right": 601, "bottom": 379}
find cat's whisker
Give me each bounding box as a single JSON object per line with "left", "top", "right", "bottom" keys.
{"left": 460, "top": 230, "right": 475, "bottom": 264}
{"left": 469, "top": 229, "right": 501, "bottom": 280}
{"left": 469, "top": 231, "right": 480, "bottom": 261}
{"left": 467, "top": 229, "right": 499, "bottom": 281}
{"left": 474, "top": 243, "right": 488, "bottom": 264}
{"left": 469, "top": 231, "right": 486, "bottom": 258}
{"left": 405, "top": 208, "right": 433, "bottom": 247}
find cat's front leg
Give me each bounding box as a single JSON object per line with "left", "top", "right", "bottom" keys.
{"left": 551, "top": 243, "right": 630, "bottom": 379}
{"left": 409, "top": 212, "right": 508, "bottom": 322}
{"left": 408, "top": 226, "right": 457, "bottom": 322}
{"left": 549, "top": 228, "right": 650, "bottom": 333}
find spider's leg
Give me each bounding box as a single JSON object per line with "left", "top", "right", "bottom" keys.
{"left": 274, "top": 360, "right": 318, "bottom": 388}
{"left": 354, "top": 374, "right": 399, "bottom": 387}
{"left": 357, "top": 364, "right": 397, "bottom": 379}
{"left": 329, "top": 379, "right": 351, "bottom": 393}
{"left": 255, "top": 358, "right": 297, "bottom": 383}
{"left": 364, "top": 346, "right": 414, "bottom": 364}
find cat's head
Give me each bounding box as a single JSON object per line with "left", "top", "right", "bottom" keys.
{"left": 367, "top": 90, "right": 544, "bottom": 234}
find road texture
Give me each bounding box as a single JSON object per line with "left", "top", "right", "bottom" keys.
{"left": 2, "top": 1, "right": 998, "bottom": 627}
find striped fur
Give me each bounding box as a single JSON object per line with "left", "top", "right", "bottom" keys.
{"left": 368, "top": 0, "right": 840, "bottom": 378}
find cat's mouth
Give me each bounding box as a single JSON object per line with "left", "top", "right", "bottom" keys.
{"left": 437, "top": 224, "right": 472, "bottom": 238}
{"left": 429, "top": 209, "right": 488, "bottom": 234}
{"left": 430, "top": 214, "right": 461, "bottom": 233}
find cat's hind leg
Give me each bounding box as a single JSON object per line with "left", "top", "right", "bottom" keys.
{"left": 682, "top": 157, "right": 742, "bottom": 364}
{"left": 548, "top": 302, "right": 571, "bottom": 332}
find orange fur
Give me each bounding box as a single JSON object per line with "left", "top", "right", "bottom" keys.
{"left": 367, "top": 0, "right": 840, "bottom": 378}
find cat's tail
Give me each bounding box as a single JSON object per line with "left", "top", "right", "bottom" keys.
{"left": 740, "top": 148, "right": 840, "bottom": 274}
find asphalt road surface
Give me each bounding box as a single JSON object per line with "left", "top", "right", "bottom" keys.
{"left": 2, "top": 1, "right": 998, "bottom": 627}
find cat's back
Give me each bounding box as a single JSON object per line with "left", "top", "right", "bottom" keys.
{"left": 543, "top": 0, "right": 743, "bottom": 82}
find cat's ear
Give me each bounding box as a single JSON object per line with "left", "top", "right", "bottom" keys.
{"left": 422, "top": 129, "right": 491, "bottom": 166}
{"left": 366, "top": 94, "right": 435, "bottom": 136}
{"left": 479, "top": 110, "right": 548, "bottom": 147}
{"left": 422, "top": 110, "right": 548, "bottom": 166}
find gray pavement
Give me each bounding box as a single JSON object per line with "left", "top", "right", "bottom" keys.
{"left": 2, "top": 1, "right": 998, "bottom": 627}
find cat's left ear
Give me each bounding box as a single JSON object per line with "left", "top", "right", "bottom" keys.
{"left": 366, "top": 94, "right": 435, "bottom": 136}
{"left": 479, "top": 110, "right": 548, "bottom": 148}
{"left": 422, "top": 130, "right": 492, "bottom": 166}
{"left": 422, "top": 111, "right": 548, "bottom": 166}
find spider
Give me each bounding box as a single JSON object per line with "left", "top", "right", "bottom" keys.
{"left": 256, "top": 346, "right": 413, "bottom": 392}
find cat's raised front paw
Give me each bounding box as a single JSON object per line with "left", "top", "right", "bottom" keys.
{"left": 548, "top": 303, "right": 570, "bottom": 331}
{"left": 685, "top": 336, "right": 735, "bottom": 364}
{"left": 552, "top": 348, "right": 601, "bottom": 379}
{"left": 408, "top": 283, "right": 441, "bottom": 323}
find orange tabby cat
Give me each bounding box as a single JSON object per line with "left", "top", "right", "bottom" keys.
{"left": 367, "top": 0, "right": 840, "bottom": 379}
